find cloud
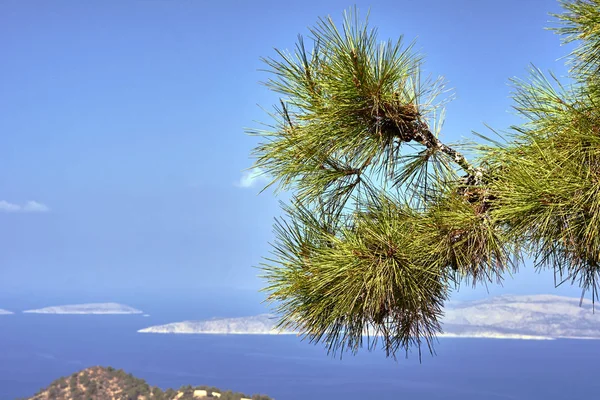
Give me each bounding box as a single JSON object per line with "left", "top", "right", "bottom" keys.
{"left": 0, "top": 201, "right": 21, "bottom": 212}
{"left": 23, "top": 201, "right": 50, "bottom": 212}
{"left": 0, "top": 200, "right": 50, "bottom": 213}
{"left": 235, "top": 167, "right": 270, "bottom": 189}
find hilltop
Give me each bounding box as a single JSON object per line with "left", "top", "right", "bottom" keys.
{"left": 22, "top": 366, "right": 273, "bottom": 400}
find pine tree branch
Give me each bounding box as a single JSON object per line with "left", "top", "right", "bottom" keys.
{"left": 411, "top": 121, "right": 484, "bottom": 184}
{"left": 374, "top": 104, "right": 483, "bottom": 185}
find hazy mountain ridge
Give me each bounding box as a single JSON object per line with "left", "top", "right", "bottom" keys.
{"left": 23, "top": 303, "right": 143, "bottom": 315}
{"left": 442, "top": 294, "right": 600, "bottom": 339}
{"left": 138, "top": 295, "right": 600, "bottom": 340}
{"left": 139, "top": 314, "right": 294, "bottom": 335}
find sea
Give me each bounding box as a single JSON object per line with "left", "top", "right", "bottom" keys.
{"left": 0, "top": 293, "right": 599, "bottom": 400}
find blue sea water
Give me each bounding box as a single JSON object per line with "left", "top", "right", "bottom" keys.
{"left": 1, "top": 297, "right": 599, "bottom": 400}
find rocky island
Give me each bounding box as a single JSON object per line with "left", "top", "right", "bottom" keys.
{"left": 138, "top": 314, "right": 295, "bottom": 335}
{"left": 23, "top": 303, "right": 143, "bottom": 315}
{"left": 20, "top": 366, "right": 273, "bottom": 400}
{"left": 441, "top": 294, "right": 600, "bottom": 340}
{"left": 138, "top": 295, "right": 600, "bottom": 340}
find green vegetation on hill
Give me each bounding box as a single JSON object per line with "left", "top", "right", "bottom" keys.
{"left": 21, "top": 366, "right": 273, "bottom": 400}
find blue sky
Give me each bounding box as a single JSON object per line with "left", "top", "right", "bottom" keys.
{"left": 0, "top": 0, "right": 584, "bottom": 304}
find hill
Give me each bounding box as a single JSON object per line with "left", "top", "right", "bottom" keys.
{"left": 21, "top": 366, "right": 273, "bottom": 400}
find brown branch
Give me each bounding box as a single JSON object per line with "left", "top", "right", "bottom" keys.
{"left": 370, "top": 101, "right": 483, "bottom": 184}
{"left": 411, "top": 121, "right": 484, "bottom": 184}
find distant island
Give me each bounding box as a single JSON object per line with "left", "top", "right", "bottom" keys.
{"left": 23, "top": 303, "right": 143, "bottom": 315}
{"left": 20, "top": 366, "right": 273, "bottom": 400}
{"left": 138, "top": 295, "right": 600, "bottom": 340}
{"left": 139, "top": 314, "right": 295, "bottom": 335}
{"left": 441, "top": 294, "right": 600, "bottom": 340}
{"left": 0, "top": 308, "right": 13, "bottom": 315}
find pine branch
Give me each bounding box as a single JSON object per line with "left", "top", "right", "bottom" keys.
{"left": 401, "top": 119, "right": 484, "bottom": 184}
{"left": 250, "top": 1, "right": 600, "bottom": 360}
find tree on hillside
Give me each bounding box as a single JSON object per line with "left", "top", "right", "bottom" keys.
{"left": 249, "top": 0, "right": 600, "bottom": 359}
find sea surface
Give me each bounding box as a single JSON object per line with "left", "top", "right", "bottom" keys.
{"left": 1, "top": 296, "right": 599, "bottom": 400}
